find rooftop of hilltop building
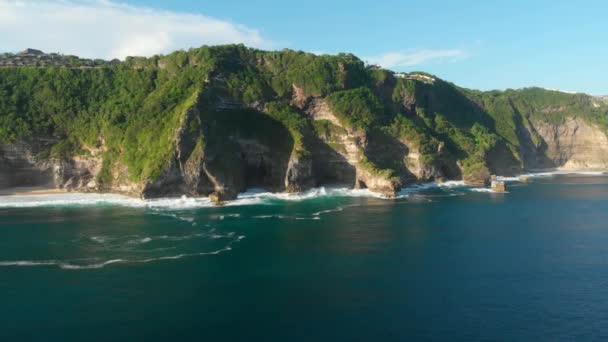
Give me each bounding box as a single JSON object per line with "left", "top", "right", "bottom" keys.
{"left": 19, "top": 48, "right": 45, "bottom": 56}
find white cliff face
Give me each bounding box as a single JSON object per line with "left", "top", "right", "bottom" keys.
{"left": 304, "top": 98, "right": 402, "bottom": 195}
{"left": 0, "top": 140, "right": 145, "bottom": 196}
{"left": 533, "top": 117, "right": 608, "bottom": 170}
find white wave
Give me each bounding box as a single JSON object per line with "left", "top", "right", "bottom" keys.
{"left": 60, "top": 259, "right": 126, "bottom": 270}
{"left": 0, "top": 258, "right": 126, "bottom": 269}
{"left": 522, "top": 170, "right": 606, "bottom": 178}
{"left": 496, "top": 170, "right": 606, "bottom": 182}
{"left": 470, "top": 188, "right": 502, "bottom": 193}
{"left": 0, "top": 193, "right": 144, "bottom": 208}
{"left": 0, "top": 244, "right": 238, "bottom": 270}
{"left": 496, "top": 176, "right": 520, "bottom": 182}
{"left": 238, "top": 187, "right": 390, "bottom": 202}
{"left": 397, "top": 180, "right": 467, "bottom": 196}
{"left": 253, "top": 214, "right": 320, "bottom": 221}
{"left": 0, "top": 187, "right": 390, "bottom": 209}
{"left": 438, "top": 180, "right": 468, "bottom": 188}
{"left": 312, "top": 207, "right": 345, "bottom": 216}
{"left": 1, "top": 171, "right": 603, "bottom": 209}
{"left": 135, "top": 237, "right": 152, "bottom": 244}
{"left": 0, "top": 260, "right": 59, "bottom": 267}
{"left": 90, "top": 236, "right": 109, "bottom": 244}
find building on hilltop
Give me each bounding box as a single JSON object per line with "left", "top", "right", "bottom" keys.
{"left": 19, "top": 48, "right": 44, "bottom": 56}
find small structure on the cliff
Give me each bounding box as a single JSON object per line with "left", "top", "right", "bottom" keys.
{"left": 19, "top": 48, "right": 44, "bottom": 56}
{"left": 491, "top": 180, "right": 507, "bottom": 192}
{"left": 519, "top": 176, "right": 530, "bottom": 183}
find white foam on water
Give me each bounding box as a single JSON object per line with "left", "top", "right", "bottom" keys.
{"left": 438, "top": 180, "right": 468, "bottom": 188}
{"left": 397, "top": 180, "right": 467, "bottom": 197}
{"left": 0, "top": 186, "right": 392, "bottom": 209}
{"left": 0, "top": 234, "right": 245, "bottom": 270}
{"left": 496, "top": 171, "right": 606, "bottom": 182}
{"left": 470, "top": 188, "right": 504, "bottom": 193}
{"left": 312, "top": 207, "right": 345, "bottom": 216}
{"left": 60, "top": 259, "right": 126, "bottom": 270}
{"left": 253, "top": 214, "right": 320, "bottom": 221}
{"left": 496, "top": 176, "right": 520, "bottom": 182}
{"left": 239, "top": 187, "right": 390, "bottom": 202}
{"left": 0, "top": 193, "right": 144, "bottom": 208}
{"left": 521, "top": 170, "right": 606, "bottom": 178}
{"left": 0, "top": 260, "right": 59, "bottom": 267}
{"left": 0, "top": 172, "right": 604, "bottom": 209}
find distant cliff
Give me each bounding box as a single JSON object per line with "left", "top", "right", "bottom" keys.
{"left": 0, "top": 45, "right": 607, "bottom": 201}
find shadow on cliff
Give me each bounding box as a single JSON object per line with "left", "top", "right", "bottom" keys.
{"left": 309, "top": 135, "right": 357, "bottom": 187}
{"left": 203, "top": 108, "right": 295, "bottom": 192}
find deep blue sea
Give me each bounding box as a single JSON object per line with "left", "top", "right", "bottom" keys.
{"left": 1, "top": 172, "right": 608, "bottom": 341}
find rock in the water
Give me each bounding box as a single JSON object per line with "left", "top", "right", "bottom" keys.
{"left": 491, "top": 180, "right": 507, "bottom": 192}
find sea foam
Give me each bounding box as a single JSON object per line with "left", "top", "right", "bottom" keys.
{"left": 0, "top": 171, "right": 604, "bottom": 209}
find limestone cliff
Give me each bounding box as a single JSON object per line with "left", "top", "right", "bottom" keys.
{"left": 0, "top": 45, "right": 607, "bottom": 201}
{"left": 529, "top": 118, "right": 608, "bottom": 170}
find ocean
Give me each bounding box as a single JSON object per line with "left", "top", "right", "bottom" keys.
{"left": 1, "top": 172, "right": 608, "bottom": 341}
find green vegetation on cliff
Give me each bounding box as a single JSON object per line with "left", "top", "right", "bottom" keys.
{"left": 1, "top": 44, "right": 607, "bottom": 194}
{"left": 327, "top": 87, "right": 384, "bottom": 131}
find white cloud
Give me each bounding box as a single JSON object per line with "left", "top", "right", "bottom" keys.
{"left": 0, "top": 0, "right": 273, "bottom": 59}
{"left": 366, "top": 49, "right": 468, "bottom": 69}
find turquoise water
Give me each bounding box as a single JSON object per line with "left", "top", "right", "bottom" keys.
{"left": 1, "top": 174, "right": 608, "bottom": 341}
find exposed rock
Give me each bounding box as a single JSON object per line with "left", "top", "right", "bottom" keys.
{"left": 291, "top": 84, "right": 310, "bottom": 109}
{"left": 531, "top": 117, "right": 608, "bottom": 170}
{"left": 491, "top": 180, "right": 507, "bottom": 192}
{"left": 355, "top": 168, "right": 401, "bottom": 197}
{"left": 304, "top": 98, "right": 342, "bottom": 126}
{"left": 0, "top": 139, "right": 109, "bottom": 193}
{"left": 209, "top": 191, "right": 228, "bottom": 205}
{"left": 284, "top": 154, "right": 314, "bottom": 192}
{"left": 462, "top": 164, "right": 491, "bottom": 186}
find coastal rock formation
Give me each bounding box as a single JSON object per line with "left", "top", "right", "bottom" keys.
{"left": 0, "top": 45, "right": 607, "bottom": 201}
{"left": 531, "top": 118, "right": 608, "bottom": 170}
{"left": 0, "top": 140, "right": 104, "bottom": 192}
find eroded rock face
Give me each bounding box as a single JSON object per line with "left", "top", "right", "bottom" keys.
{"left": 303, "top": 98, "right": 403, "bottom": 196}
{"left": 462, "top": 166, "right": 491, "bottom": 186}
{"left": 284, "top": 155, "right": 314, "bottom": 192}
{"left": 0, "top": 140, "right": 56, "bottom": 188}
{"left": 354, "top": 168, "right": 401, "bottom": 197}
{"left": 531, "top": 118, "right": 608, "bottom": 170}
{"left": 0, "top": 140, "right": 103, "bottom": 192}
{"left": 2, "top": 105, "right": 607, "bottom": 202}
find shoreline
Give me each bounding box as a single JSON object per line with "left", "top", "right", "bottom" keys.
{"left": 0, "top": 187, "right": 69, "bottom": 196}
{"left": 0, "top": 169, "right": 605, "bottom": 199}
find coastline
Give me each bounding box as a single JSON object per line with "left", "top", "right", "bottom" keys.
{"left": 0, "top": 187, "right": 68, "bottom": 196}
{"left": 0, "top": 169, "right": 605, "bottom": 204}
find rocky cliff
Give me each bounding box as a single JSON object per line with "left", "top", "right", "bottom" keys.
{"left": 0, "top": 45, "right": 607, "bottom": 201}
{"left": 530, "top": 118, "right": 608, "bottom": 170}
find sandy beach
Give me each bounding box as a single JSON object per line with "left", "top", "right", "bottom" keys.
{"left": 0, "top": 187, "right": 68, "bottom": 196}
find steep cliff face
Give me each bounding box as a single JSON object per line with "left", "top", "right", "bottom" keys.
{"left": 1, "top": 45, "right": 607, "bottom": 201}
{"left": 304, "top": 98, "right": 402, "bottom": 196}
{"left": 529, "top": 118, "right": 608, "bottom": 170}
{"left": 0, "top": 140, "right": 57, "bottom": 189}
{"left": 0, "top": 140, "right": 104, "bottom": 193}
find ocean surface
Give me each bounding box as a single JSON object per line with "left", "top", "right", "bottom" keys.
{"left": 1, "top": 172, "right": 608, "bottom": 341}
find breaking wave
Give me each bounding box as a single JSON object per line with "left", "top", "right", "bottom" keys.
{"left": 0, "top": 171, "right": 605, "bottom": 209}
{"left": 0, "top": 187, "right": 395, "bottom": 209}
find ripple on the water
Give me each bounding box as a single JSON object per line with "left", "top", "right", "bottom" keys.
{"left": 0, "top": 229, "right": 245, "bottom": 270}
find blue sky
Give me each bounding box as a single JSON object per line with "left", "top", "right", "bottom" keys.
{"left": 1, "top": 0, "right": 607, "bottom": 94}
